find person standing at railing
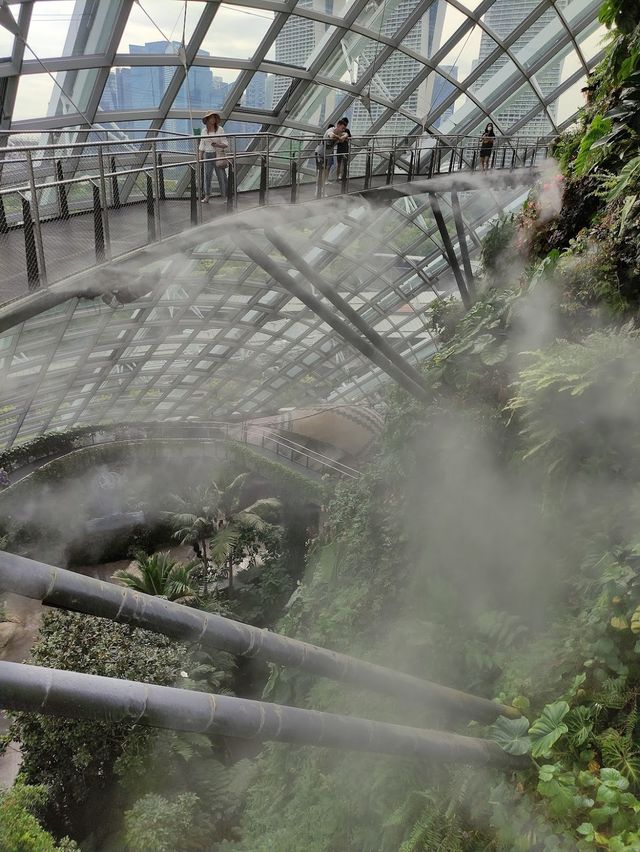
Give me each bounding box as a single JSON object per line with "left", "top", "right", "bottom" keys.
{"left": 335, "top": 118, "right": 352, "bottom": 183}
{"left": 198, "top": 112, "right": 229, "bottom": 202}
{"left": 479, "top": 123, "right": 495, "bottom": 171}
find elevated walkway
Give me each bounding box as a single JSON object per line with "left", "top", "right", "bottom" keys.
{"left": 0, "top": 131, "right": 552, "bottom": 305}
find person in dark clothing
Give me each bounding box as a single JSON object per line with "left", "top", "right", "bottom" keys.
{"left": 335, "top": 117, "right": 352, "bottom": 182}
{"left": 479, "top": 122, "right": 495, "bottom": 171}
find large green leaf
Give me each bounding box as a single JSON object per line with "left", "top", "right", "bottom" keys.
{"left": 528, "top": 701, "right": 570, "bottom": 757}
{"left": 489, "top": 715, "right": 531, "bottom": 755}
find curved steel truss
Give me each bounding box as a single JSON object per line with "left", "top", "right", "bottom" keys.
{"left": 0, "top": 0, "right": 603, "bottom": 144}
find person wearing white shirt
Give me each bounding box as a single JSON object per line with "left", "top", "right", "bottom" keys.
{"left": 198, "top": 111, "right": 229, "bottom": 202}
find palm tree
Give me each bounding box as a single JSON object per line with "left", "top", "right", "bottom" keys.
{"left": 170, "top": 475, "right": 281, "bottom": 596}
{"left": 170, "top": 484, "right": 223, "bottom": 594}
{"left": 113, "top": 552, "right": 200, "bottom": 606}
{"left": 210, "top": 498, "right": 281, "bottom": 593}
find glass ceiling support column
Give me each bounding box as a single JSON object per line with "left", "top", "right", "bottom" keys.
{"left": 428, "top": 194, "right": 471, "bottom": 309}
{"left": 266, "top": 228, "right": 428, "bottom": 392}
{"left": 450, "top": 190, "right": 476, "bottom": 299}
{"left": 233, "top": 233, "right": 430, "bottom": 402}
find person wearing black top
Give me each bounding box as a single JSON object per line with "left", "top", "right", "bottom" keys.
{"left": 479, "top": 122, "right": 495, "bottom": 171}
{"left": 335, "top": 117, "right": 352, "bottom": 182}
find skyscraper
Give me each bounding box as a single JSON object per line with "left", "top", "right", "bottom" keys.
{"left": 98, "top": 42, "right": 227, "bottom": 138}
{"left": 474, "top": 0, "right": 567, "bottom": 135}
{"left": 350, "top": 0, "right": 445, "bottom": 134}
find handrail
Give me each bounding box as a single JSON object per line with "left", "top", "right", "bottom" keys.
{"left": 0, "top": 129, "right": 553, "bottom": 300}
{"left": 0, "top": 129, "right": 551, "bottom": 156}
{"left": 243, "top": 426, "right": 360, "bottom": 478}
{"left": 0, "top": 421, "right": 360, "bottom": 481}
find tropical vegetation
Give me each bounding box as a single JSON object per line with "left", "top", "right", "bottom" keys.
{"left": 4, "top": 1, "right": 640, "bottom": 848}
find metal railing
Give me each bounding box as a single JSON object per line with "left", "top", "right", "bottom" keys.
{"left": 0, "top": 129, "right": 553, "bottom": 296}
{"left": 0, "top": 420, "right": 360, "bottom": 485}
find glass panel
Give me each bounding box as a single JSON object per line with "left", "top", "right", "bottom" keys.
{"left": 553, "top": 74, "right": 587, "bottom": 126}
{"left": 428, "top": 2, "right": 468, "bottom": 56}
{"left": 510, "top": 7, "right": 564, "bottom": 71}
{"left": 175, "top": 65, "right": 234, "bottom": 113}
{"left": 576, "top": 21, "right": 607, "bottom": 64}
{"left": 532, "top": 46, "right": 582, "bottom": 98}
{"left": 439, "top": 23, "right": 495, "bottom": 84}
{"left": 14, "top": 69, "right": 100, "bottom": 121}
{"left": 199, "top": 4, "right": 274, "bottom": 59}
{"left": 467, "top": 57, "right": 519, "bottom": 109}
{"left": 287, "top": 83, "right": 349, "bottom": 125}
{"left": 99, "top": 65, "right": 178, "bottom": 111}
{"left": 273, "top": 21, "right": 336, "bottom": 69}
{"left": 21, "top": 1, "right": 77, "bottom": 59}
{"left": 319, "top": 33, "right": 380, "bottom": 83}
{"left": 371, "top": 53, "right": 426, "bottom": 103}
{"left": 489, "top": 81, "right": 543, "bottom": 134}
{"left": 117, "top": 1, "right": 204, "bottom": 54}
{"left": 356, "top": 0, "right": 424, "bottom": 36}
{"left": 480, "top": 0, "right": 544, "bottom": 45}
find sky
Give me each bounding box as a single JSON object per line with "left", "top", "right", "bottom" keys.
{"left": 3, "top": 0, "right": 602, "bottom": 126}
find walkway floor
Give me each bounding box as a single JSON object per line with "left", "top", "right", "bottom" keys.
{"left": 0, "top": 165, "right": 539, "bottom": 308}
{"left": 0, "top": 175, "right": 376, "bottom": 306}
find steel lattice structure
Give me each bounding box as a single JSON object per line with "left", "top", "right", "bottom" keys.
{"left": 0, "top": 0, "right": 603, "bottom": 142}
{"left": 0, "top": 0, "right": 605, "bottom": 451}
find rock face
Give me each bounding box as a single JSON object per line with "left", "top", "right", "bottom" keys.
{"left": 0, "top": 622, "right": 18, "bottom": 651}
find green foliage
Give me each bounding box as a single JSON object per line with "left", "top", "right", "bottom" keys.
{"left": 506, "top": 332, "right": 640, "bottom": 477}
{"left": 479, "top": 215, "right": 518, "bottom": 276}
{"left": 599, "top": 0, "right": 640, "bottom": 34}
{"left": 225, "top": 441, "right": 325, "bottom": 503}
{"left": 490, "top": 715, "right": 532, "bottom": 755}
{"left": 113, "top": 551, "right": 201, "bottom": 604}
{"left": 529, "top": 702, "right": 570, "bottom": 758}
{"left": 0, "top": 784, "right": 77, "bottom": 851}
{"left": 123, "top": 792, "right": 201, "bottom": 851}
{"left": 6, "top": 610, "right": 185, "bottom": 838}
{"left": 574, "top": 115, "right": 613, "bottom": 175}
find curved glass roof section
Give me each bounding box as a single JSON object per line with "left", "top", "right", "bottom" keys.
{"left": 0, "top": 180, "right": 528, "bottom": 450}
{"left": 0, "top": 0, "right": 604, "bottom": 143}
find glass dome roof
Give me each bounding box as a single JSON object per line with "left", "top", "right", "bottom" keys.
{"left": 0, "top": 0, "right": 604, "bottom": 143}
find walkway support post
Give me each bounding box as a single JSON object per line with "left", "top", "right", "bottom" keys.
{"left": 290, "top": 159, "right": 298, "bottom": 203}
{"left": 450, "top": 189, "right": 476, "bottom": 299}
{"left": 0, "top": 194, "right": 8, "bottom": 234}
{"left": 0, "top": 553, "right": 520, "bottom": 724}
{"left": 25, "top": 150, "right": 47, "bottom": 286}
{"left": 0, "top": 662, "right": 528, "bottom": 769}
{"left": 110, "top": 155, "right": 120, "bottom": 209}
{"left": 97, "top": 145, "right": 111, "bottom": 260}
{"left": 151, "top": 142, "right": 162, "bottom": 239}
{"left": 146, "top": 173, "right": 156, "bottom": 242}
{"left": 234, "top": 235, "right": 431, "bottom": 403}
{"left": 190, "top": 165, "right": 198, "bottom": 225}
{"left": 364, "top": 151, "right": 372, "bottom": 189}
{"left": 266, "top": 229, "right": 429, "bottom": 393}
{"left": 56, "top": 160, "right": 69, "bottom": 221}
{"left": 259, "top": 155, "right": 267, "bottom": 206}
{"left": 91, "top": 182, "right": 105, "bottom": 263}
{"left": 20, "top": 195, "right": 40, "bottom": 290}
{"left": 429, "top": 194, "right": 471, "bottom": 309}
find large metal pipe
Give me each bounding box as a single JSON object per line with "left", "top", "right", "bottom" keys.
{"left": 0, "top": 552, "right": 518, "bottom": 723}
{"left": 0, "top": 662, "right": 526, "bottom": 769}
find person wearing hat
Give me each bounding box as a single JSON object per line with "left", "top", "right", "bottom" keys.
{"left": 198, "top": 111, "right": 229, "bottom": 202}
